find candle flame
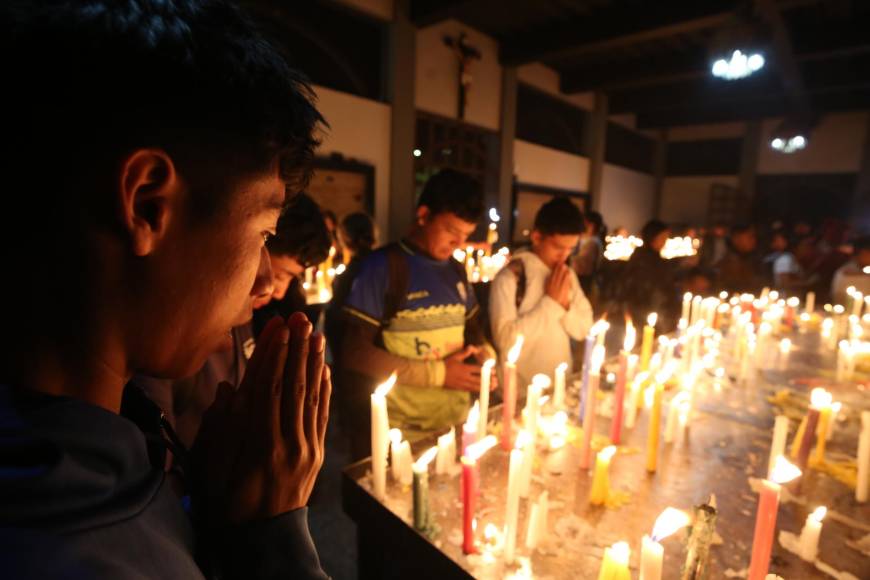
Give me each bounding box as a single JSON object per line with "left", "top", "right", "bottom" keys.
{"left": 507, "top": 335, "right": 524, "bottom": 364}
{"left": 484, "top": 523, "right": 498, "bottom": 540}
{"left": 847, "top": 285, "right": 856, "bottom": 296}
{"left": 684, "top": 292, "right": 692, "bottom": 301}
{"left": 413, "top": 446, "right": 438, "bottom": 471}
{"left": 375, "top": 372, "right": 397, "bottom": 397}
{"left": 599, "top": 445, "right": 617, "bottom": 461}
{"left": 483, "top": 358, "right": 496, "bottom": 371}
{"left": 651, "top": 507, "right": 691, "bottom": 542}
{"left": 831, "top": 401, "right": 842, "bottom": 413}
{"left": 719, "top": 291, "right": 729, "bottom": 300}
{"left": 787, "top": 297, "right": 800, "bottom": 307}
{"left": 465, "top": 434, "right": 497, "bottom": 461}
{"left": 556, "top": 361, "right": 568, "bottom": 373}
{"left": 810, "top": 387, "right": 833, "bottom": 408}
{"left": 389, "top": 428, "right": 402, "bottom": 445}
{"left": 769, "top": 455, "right": 802, "bottom": 484}
{"left": 591, "top": 318, "right": 610, "bottom": 336}
{"left": 515, "top": 429, "right": 531, "bottom": 450}
{"left": 779, "top": 338, "right": 791, "bottom": 352}
{"left": 532, "top": 374, "right": 552, "bottom": 389}
{"left": 554, "top": 411, "right": 568, "bottom": 428}
{"left": 623, "top": 319, "right": 636, "bottom": 351}
{"left": 834, "top": 305, "right": 845, "bottom": 314}
{"left": 591, "top": 344, "right": 606, "bottom": 373}
{"left": 465, "top": 401, "right": 480, "bottom": 429}
{"left": 609, "top": 541, "right": 631, "bottom": 565}
{"left": 647, "top": 312, "right": 658, "bottom": 327}
{"left": 810, "top": 506, "right": 827, "bottom": 523}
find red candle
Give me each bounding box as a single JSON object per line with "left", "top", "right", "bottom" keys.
{"left": 610, "top": 321, "right": 635, "bottom": 445}
{"left": 461, "top": 456, "right": 476, "bottom": 554}
{"left": 501, "top": 335, "right": 523, "bottom": 451}
{"left": 748, "top": 456, "right": 802, "bottom": 580}
{"left": 461, "top": 435, "right": 497, "bottom": 554}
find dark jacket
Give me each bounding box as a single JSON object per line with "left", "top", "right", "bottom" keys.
{"left": 619, "top": 246, "right": 679, "bottom": 330}
{"left": 0, "top": 384, "right": 327, "bottom": 579}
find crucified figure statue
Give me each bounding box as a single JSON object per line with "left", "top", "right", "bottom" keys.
{"left": 443, "top": 31, "right": 481, "bottom": 121}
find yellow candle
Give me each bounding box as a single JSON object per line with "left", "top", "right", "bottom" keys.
{"left": 597, "top": 541, "right": 631, "bottom": 580}
{"left": 814, "top": 404, "right": 833, "bottom": 463}
{"left": 640, "top": 313, "right": 657, "bottom": 371}
{"left": 589, "top": 445, "right": 617, "bottom": 505}
{"left": 646, "top": 375, "right": 665, "bottom": 473}
{"left": 790, "top": 416, "right": 807, "bottom": 460}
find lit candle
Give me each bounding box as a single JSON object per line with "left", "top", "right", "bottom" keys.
{"left": 768, "top": 416, "right": 789, "bottom": 478}
{"left": 579, "top": 345, "right": 606, "bottom": 470}
{"left": 503, "top": 436, "right": 525, "bottom": 563}
{"left": 462, "top": 401, "right": 480, "bottom": 457}
{"left": 853, "top": 290, "right": 864, "bottom": 318}
{"left": 664, "top": 391, "right": 689, "bottom": 444}
{"left": 501, "top": 335, "right": 524, "bottom": 450}
{"left": 412, "top": 446, "right": 438, "bottom": 532}
{"left": 748, "top": 456, "right": 802, "bottom": 580}
{"left": 546, "top": 411, "right": 569, "bottom": 474}
{"left": 640, "top": 507, "right": 691, "bottom": 580}
{"left": 554, "top": 361, "right": 568, "bottom": 409}
{"left": 581, "top": 319, "right": 609, "bottom": 419}
{"left": 611, "top": 319, "right": 636, "bottom": 445}
{"left": 690, "top": 295, "right": 703, "bottom": 326}
{"left": 435, "top": 427, "right": 456, "bottom": 475}
{"left": 371, "top": 372, "right": 396, "bottom": 500}
{"left": 597, "top": 541, "right": 631, "bottom": 580}
{"left": 798, "top": 506, "right": 826, "bottom": 562}
{"left": 461, "top": 435, "right": 497, "bottom": 554}
{"left": 805, "top": 291, "right": 815, "bottom": 314}
{"left": 646, "top": 371, "right": 666, "bottom": 473}
{"left": 640, "top": 313, "right": 658, "bottom": 372}
{"left": 625, "top": 371, "right": 649, "bottom": 429}
{"left": 857, "top": 411, "right": 870, "bottom": 503}
{"left": 398, "top": 440, "right": 413, "bottom": 485}
{"left": 836, "top": 340, "right": 854, "bottom": 382}
{"left": 478, "top": 359, "right": 495, "bottom": 436}
{"left": 825, "top": 401, "right": 841, "bottom": 441}
{"left": 389, "top": 428, "right": 405, "bottom": 482}
{"left": 814, "top": 395, "right": 835, "bottom": 463}
{"left": 777, "top": 338, "right": 791, "bottom": 372}
{"left": 589, "top": 445, "right": 617, "bottom": 505}
{"left": 681, "top": 292, "right": 692, "bottom": 323}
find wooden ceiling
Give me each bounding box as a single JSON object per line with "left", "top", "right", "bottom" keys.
{"left": 410, "top": 0, "right": 870, "bottom": 128}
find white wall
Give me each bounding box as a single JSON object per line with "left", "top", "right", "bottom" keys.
{"left": 415, "top": 20, "right": 502, "bottom": 130}
{"left": 517, "top": 63, "right": 594, "bottom": 110}
{"left": 513, "top": 139, "right": 590, "bottom": 191}
{"left": 659, "top": 175, "right": 740, "bottom": 225}
{"left": 314, "top": 85, "right": 392, "bottom": 236}
{"left": 757, "top": 111, "right": 869, "bottom": 175}
{"left": 600, "top": 164, "right": 656, "bottom": 233}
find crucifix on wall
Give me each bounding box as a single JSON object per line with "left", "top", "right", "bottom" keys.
{"left": 443, "top": 31, "right": 481, "bottom": 121}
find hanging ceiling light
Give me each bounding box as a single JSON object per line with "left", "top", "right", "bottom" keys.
{"left": 769, "top": 116, "right": 814, "bottom": 154}
{"left": 711, "top": 49, "right": 765, "bottom": 80}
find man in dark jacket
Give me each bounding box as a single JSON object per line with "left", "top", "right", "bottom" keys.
{"left": 1, "top": 1, "right": 330, "bottom": 578}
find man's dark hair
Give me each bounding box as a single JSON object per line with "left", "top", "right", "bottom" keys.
{"left": 641, "top": 220, "right": 670, "bottom": 247}
{"left": 5, "top": 0, "right": 325, "bottom": 227}
{"left": 267, "top": 194, "right": 331, "bottom": 268}
{"left": 730, "top": 224, "right": 755, "bottom": 236}
{"left": 585, "top": 211, "right": 604, "bottom": 235}
{"left": 340, "top": 212, "right": 377, "bottom": 256}
{"left": 417, "top": 169, "right": 485, "bottom": 223}
{"left": 678, "top": 266, "right": 713, "bottom": 284}
{"left": 533, "top": 197, "right": 585, "bottom": 236}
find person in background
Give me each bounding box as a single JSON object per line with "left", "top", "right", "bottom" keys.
{"left": 678, "top": 267, "right": 714, "bottom": 299}
{"left": 762, "top": 229, "right": 789, "bottom": 286}
{"left": 0, "top": 1, "right": 330, "bottom": 577}
{"left": 831, "top": 235, "right": 870, "bottom": 304}
{"left": 252, "top": 194, "right": 332, "bottom": 336}
{"left": 321, "top": 208, "right": 343, "bottom": 265}
{"left": 773, "top": 234, "right": 817, "bottom": 293}
{"left": 572, "top": 210, "right": 605, "bottom": 301}
{"left": 699, "top": 223, "right": 728, "bottom": 270}
{"left": 491, "top": 197, "right": 594, "bottom": 387}
{"left": 340, "top": 169, "right": 495, "bottom": 447}
{"left": 621, "top": 220, "right": 679, "bottom": 330}
{"left": 714, "top": 224, "right": 763, "bottom": 294}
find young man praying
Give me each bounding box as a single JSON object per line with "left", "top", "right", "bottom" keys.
{"left": 1, "top": 1, "right": 330, "bottom": 578}
{"left": 489, "top": 197, "right": 594, "bottom": 387}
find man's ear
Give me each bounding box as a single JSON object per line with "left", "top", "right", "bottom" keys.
{"left": 118, "top": 149, "right": 180, "bottom": 257}
{"left": 416, "top": 205, "right": 430, "bottom": 226}
{"left": 530, "top": 230, "right": 542, "bottom": 247}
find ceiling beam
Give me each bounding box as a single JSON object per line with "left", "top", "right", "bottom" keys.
{"left": 409, "top": 0, "right": 477, "bottom": 27}
{"left": 500, "top": 3, "right": 736, "bottom": 67}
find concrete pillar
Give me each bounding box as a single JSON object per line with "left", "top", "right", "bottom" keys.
{"left": 497, "top": 66, "right": 518, "bottom": 243}
{"left": 739, "top": 120, "right": 762, "bottom": 221}
{"left": 652, "top": 129, "right": 668, "bottom": 219}
{"left": 587, "top": 91, "right": 608, "bottom": 211}
{"left": 852, "top": 114, "right": 870, "bottom": 233}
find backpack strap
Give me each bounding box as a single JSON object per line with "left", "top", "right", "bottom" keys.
{"left": 382, "top": 242, "right": 410, "bottom": 324}
{"left": 506, "top": 258, "right": 527, "bottom": 310}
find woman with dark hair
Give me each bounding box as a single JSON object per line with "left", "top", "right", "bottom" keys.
{"left": 327, "top": 212, "right": 379, "bottom": 345}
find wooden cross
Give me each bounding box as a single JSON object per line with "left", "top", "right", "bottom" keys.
{"left": 443, "top": 32, "right": 481, "bottom": 121}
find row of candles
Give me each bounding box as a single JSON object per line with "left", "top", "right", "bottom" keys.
{"left": 452, "top": 245, "right": 511, "bottom": 284}
{"left": 602, "top": 235, "right": 699, "bottom": 261}
{"left": 369, "top": 286, "right": 869, "bottom": 578}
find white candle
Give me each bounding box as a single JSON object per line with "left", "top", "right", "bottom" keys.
{"left": 546, "top": 412, "right": 569, "bottom": 474}
{"left": 389, "top": 428, "right": 404, "bottom": 482}
{"left": 554, "top": 361, "right": 568, "bottom": 409}
{"left": 371, "top": 373, "right": 396, "bottom": 500}
{"left": 520, "top": 379, "right": 545, "bottom": 497}
{"left": 690, "top": 295, "right": 703, "bottom": 326}
{"left": 777, "top": 338, "right": 791, "bottom": 371}
{"left": 398, "top": 440, "right": 413, "bottom": 485}
{"left": 640, "top": 508, "right": 691, "bottom": 580}
{"left": 524, "top": 490, "right": 548, "bottom": 550}
{"left": 768, "top": 416, "right": 789, "bottom": 478}
{"left": 664, "top": 391, "right": 689, "bottom": 444}
{"left": 805, "top": 291, "right": 815, "bottom": 314}
{"left": 857, "top": 411, "right": 870, "bottom": 503}
{"left": 825, "top": 401, "right": 841, "bottom": 441}
{"left": 853, "top": 290, "right": 864, "bottom": 318}
{"left": 798, "top": 506, "right": 826, "bottom": 562}
{"left": 435, "top": 427, "right": 456, "bottom": 475}
{"left": 579, "top": 345, "right": 605, "bottom": 470}
{"left": 504, "top": 443, "right": 524, "bottom": 563}
{"left": 681, "top": 292, "right": 692, "bottom": 323}
{"left": 478, "top": 359, "right": 495, "bottom": 436}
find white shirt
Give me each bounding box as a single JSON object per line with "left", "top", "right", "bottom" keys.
{"left": 489, "top": 250, "right": 594, "bottom": 387}
{"left": 773, "top": 252, "right": 802, "bottom": 288}
{"left": 831, "top": 260, "right": 870, "bottom": 304}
